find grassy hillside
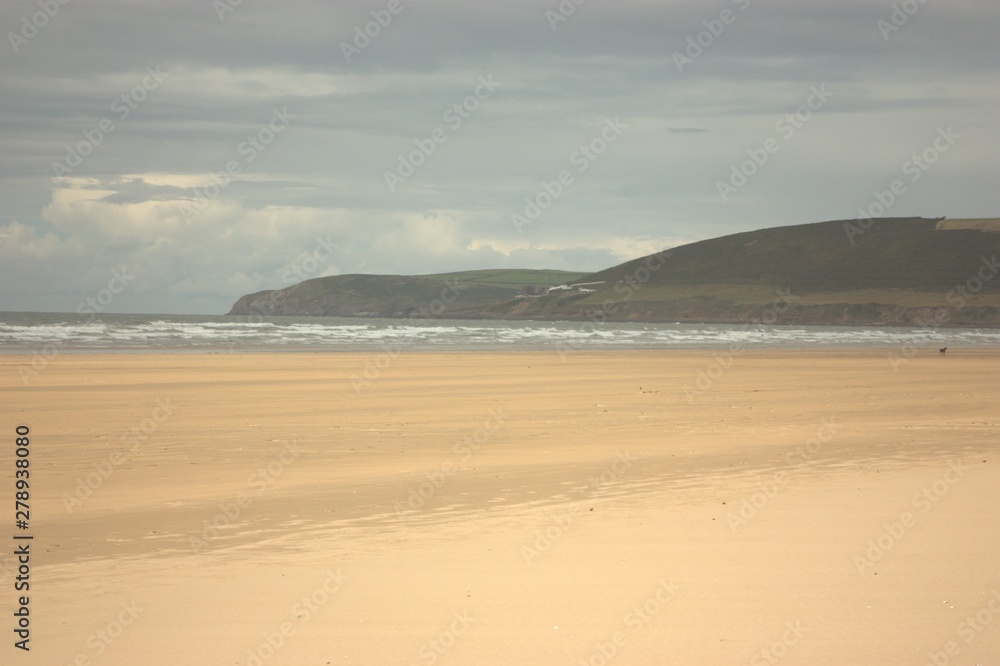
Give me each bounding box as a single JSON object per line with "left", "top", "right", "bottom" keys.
{"left": 228, "top": 217, "right": 1000, "bottom": 326}
{"left": 574, "top": 217, "right": 998, "bottom": 291}
{"left": 416, "top": 269, "right": 589, "bottom": 289}
{"left": 460, "top": 217, "right": 1000, "bottom": 325}
{"left": 227, "top": 269, "right": 586, "bottom": 318}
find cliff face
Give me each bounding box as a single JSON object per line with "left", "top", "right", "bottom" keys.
{"left": 226, "top": 278, "right": 455, "bottom": 318}
{"left": 227, "top": 290, "right": 287, "bottom": 316}
{"left": 227, "top": 285, "right": 439, "bottom": 318}
{"left": 457, "top": 300, "right": 1000, "bottom": 327}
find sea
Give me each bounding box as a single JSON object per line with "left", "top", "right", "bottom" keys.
{"left": 1, "top": 311, "right": 998, "bottom": 353}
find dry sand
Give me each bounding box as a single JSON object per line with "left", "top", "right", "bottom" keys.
{"left": 2, "top": 349, "right": 999, "bottom": 665}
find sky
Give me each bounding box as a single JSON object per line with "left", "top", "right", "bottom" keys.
{"left": 1, "top": 0, "right": 997, "bottom": 314}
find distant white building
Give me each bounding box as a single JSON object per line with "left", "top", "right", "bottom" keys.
{"left": 546, "top": 281, "right": 605, "bottom": 295}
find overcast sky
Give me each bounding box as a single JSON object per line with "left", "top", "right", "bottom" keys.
{"left": 1, "top": 0, "right": 997, "bottom": 314}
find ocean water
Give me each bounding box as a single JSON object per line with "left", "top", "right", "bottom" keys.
{"left": 1, "top": 311, "right": 998, "bottom": 353}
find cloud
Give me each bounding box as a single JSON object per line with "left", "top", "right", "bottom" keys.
{"left": 1, "top": 0, "right": 997, "bottom": 313}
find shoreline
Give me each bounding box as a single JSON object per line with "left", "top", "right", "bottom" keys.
{"left": 6, "top": 311, "right": 1000, "bottom": 356}
{"left": 4, "top": 344, "right": 1000, "bottom": 356}
{"left": 7, "top": 307, "right": 1000, "bottom": 329}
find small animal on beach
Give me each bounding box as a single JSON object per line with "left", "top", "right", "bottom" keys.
{"left": 939, "top": 347, "right": 947, "bottom": 355}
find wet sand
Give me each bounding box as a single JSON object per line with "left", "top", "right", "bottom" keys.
{"left": 2, "top": 350, "right": 999, "bottom": 664}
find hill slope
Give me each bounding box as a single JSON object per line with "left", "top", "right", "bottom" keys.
{"left": 227, "top": 218, "right": 1000, "bottom": 326}
{"left": 227, "top": 269, "right": 587, "bottom": 318}
{"left": 462, "top": 217, "right": 1000, "bottom": 325}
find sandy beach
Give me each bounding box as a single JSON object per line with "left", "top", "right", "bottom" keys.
{"left": 3, "top": 349, "right": 999, "bottom": 665}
